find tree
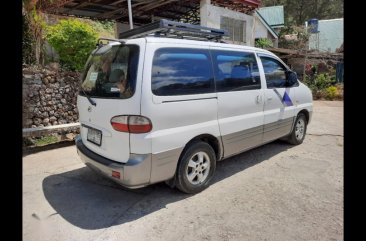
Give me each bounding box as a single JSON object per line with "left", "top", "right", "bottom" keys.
{"left": 22, "top": 0, "right": 48, "bottom": 65}
{"left": 261, "top": 0, "right": 343, "bottom": 25}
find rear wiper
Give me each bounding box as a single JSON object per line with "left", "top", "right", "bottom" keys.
{"left": 81, "top": 88, "right": 96, "bottom": 106}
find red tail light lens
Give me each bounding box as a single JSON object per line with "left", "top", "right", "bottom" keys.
{"left": 128, "top": 116, "right": 153, "bottom": 133}
{"left": 111, "top": 115, "right": 152, "bottom": 133}
{"left": 110, "top": 116, "right": 129, "bottom": 132}
{"left": 111, "top": 170, "right": 120, "bottom": 179}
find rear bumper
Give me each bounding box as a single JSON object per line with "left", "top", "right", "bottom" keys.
{"left": 75, "top": 135, "right": 151, "bottom": 189}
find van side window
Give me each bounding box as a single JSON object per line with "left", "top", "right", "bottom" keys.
{"left": 259, "top": 56, "right": 287, "bottom": 88}
{"left": 151, "top": 48, "right": 214, "bottom": 96}
{"left": 211, "top": 50, "right": 261, "bottom": 92}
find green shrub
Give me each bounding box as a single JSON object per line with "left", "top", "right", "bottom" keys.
{"left": 303, "top": 73, "right": 338, "bottom": 100}
{"left": 314, "top": 73, "right": 335, "bottom": 90}
{"left": 82, "top": 19, "right": 115, "bottom": 38}
{"left": 46, "top": 19, "right": 98, "bottom": 71}
{"left": 255, "top": 38, "right": 273, "bottom": 48}
{"left": 325, "top": 86, "right": 338, "bottom": 100}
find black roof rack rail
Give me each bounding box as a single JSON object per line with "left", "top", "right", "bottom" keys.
{"left": 95, "top": 38, "right": 126, "bottom": 51}
{"left": 96, "top": 37, "right": 125, "bottom": 46}
{"left": 118, "top": 19, "right": 228, "bottom": 42}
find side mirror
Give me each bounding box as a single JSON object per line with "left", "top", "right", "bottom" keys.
{"left": 286, "top": 70, "right": 298, "bottom": 87}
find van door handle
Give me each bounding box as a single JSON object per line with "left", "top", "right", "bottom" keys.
{"left": 267, "top": 97, "right": 273, "bottom": 101}
{"left": 256, "top": 95, "right": 262, "bottom": 104}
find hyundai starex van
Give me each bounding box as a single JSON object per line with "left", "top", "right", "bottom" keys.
{"left": 75, "top": 20, "right": 313, "bottom": 194}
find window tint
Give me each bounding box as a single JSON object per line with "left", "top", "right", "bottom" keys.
{"left": 260, "top": 56, "right": 287, "bottom": 88}
{"left": 80, "top": 44, "right": 139, "bottom": 99}
{"left": 151, "top": 48, "right": 214, "bottom": 96}
{"left": 211, "top": 50, "right": 261, "bottom": 92}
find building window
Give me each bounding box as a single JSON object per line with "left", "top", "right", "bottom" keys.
{"left": 220, "top": 16, "right": 246, "bottom": 43}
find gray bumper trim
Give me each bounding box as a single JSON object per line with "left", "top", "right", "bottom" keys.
{"left": 75, "top": 135, "right": 152, "bottom": 188}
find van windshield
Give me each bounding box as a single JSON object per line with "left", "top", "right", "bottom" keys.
{"left": 80, "top": 44, "right": 139, "bottom": 99}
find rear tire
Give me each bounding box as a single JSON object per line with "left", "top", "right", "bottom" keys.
{"left": 287, "top": 113, "right": 307, "bottom": 145}
{"left": 175, "top": 141, "right": 216, "bottom": 194}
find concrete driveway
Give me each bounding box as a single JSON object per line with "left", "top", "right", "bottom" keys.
{"left": 23, "top": 101, "right": 343, "bottom": 241}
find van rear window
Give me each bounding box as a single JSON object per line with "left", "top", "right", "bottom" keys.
{"left": 151, "top": 48, "right": 214, "bottom": 96}
{"left": 80, "top": 44, "right": 139, "bottom": 99}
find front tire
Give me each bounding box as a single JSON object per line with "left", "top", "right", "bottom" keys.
{"left": 287, "top": 113, "right": 307, "bottom": 145}
{"left": 175, "top": 142, "right": 216, "bottom": 194}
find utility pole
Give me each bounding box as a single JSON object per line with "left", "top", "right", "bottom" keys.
{"left": 127, "top": 0, "right": 133, "bottom": 29}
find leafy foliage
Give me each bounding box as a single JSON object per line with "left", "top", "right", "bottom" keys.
{"left": 94, "top": 20, "right": 114, "bottom": 32}
{"left": 255, "top": 38, "right": 273, "bottom": 48}
{"left": 278, "top": 25, "right": 310, "bottom": 49}
{"left": 304, "top": 73, "right": 334, "bottom": 90}
{"left": 325, "top": 86, "right": 338, "bottom": 100}
{"left": 83, "top": 19, "right": 115, "bottom": 38}
{"left": 46, "top": 19, "right": 98, "bottom": 71}
{"left": 314, "top": 73, "right": 335, "bottom": 89}
{"left": 303, "top": 63, "right": 341, "bottom": 100}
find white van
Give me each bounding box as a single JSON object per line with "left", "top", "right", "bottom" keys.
{"left": 76, "top": 20, "right": 313, "bottom": 193}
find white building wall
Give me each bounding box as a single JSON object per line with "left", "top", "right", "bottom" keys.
{"left": 200, "top": 1, "right": 255, "bottom": 46}
{"left": 308, "top": 18, "right": 343, "bottom": 53}
{"left": 254, "top": 17, "right": 268, "bottom": 39}
{"left": 253, "top": 15, "right": 279, "bottom": 47}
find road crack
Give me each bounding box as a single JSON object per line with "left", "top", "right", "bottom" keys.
{"left": 308, "top": 133, "right": 343, "bottom": 137}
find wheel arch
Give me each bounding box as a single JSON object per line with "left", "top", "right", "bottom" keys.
{"left": 165, "top": 134, "right": 222, "bottom": 188}
{"left": 182, "top": 134, "right": 223, "bottom": 162}
{"left": 298, "top": 109, "right": 310, "bottom": 123}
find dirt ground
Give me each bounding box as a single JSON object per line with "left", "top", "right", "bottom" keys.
{"left": 23, "top": 101, "right": 343, "bottom": 241}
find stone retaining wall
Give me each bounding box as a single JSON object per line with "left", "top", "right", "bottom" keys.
{"left": 23, "top": 64, "right": 80, "bottom": 128}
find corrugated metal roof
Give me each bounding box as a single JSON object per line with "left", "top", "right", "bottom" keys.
{"left": 39, "top": 0, "right": 261, "bottom": 25}
{"left": 309, "top": 18, "right": 343, "bottom": 53}
{"left": 257, "top": 5, "right": 284, "bottom": 27}
{"left": 255, "top": 10, "right": 278, "bottom": 38}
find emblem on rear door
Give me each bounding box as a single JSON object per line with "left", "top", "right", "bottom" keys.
{"left": 88, "top": 106, "right": 92, "bottom": 112}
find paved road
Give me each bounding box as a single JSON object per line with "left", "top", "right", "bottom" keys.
{"left": 23, "top": 101, "right": 343, "bottom": 241}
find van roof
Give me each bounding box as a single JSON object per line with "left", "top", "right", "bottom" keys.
{"left": 121, "top": 37, "right": 274, "bottom": 56}
{"left": 148, "top": 37, "right": 274, "bottom": 54}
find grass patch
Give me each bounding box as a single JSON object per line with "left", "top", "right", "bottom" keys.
{"left": 33, "top": 135, "right": 59, "bottom": 146}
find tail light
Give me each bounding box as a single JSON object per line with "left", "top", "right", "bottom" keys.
{"left": 111, "top": 115, "right": 152, "bottom": 133}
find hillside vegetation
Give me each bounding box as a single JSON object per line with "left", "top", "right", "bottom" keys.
{"left": 262, "top": 0, "right": 343, "bottom": 25}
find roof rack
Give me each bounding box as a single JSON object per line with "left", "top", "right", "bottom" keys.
{"left": 118, "top": 19, "right": 229, "bottom": 42}
{"left": 96, "top": 37, "right": 125, "bottom": 46}
{"left": 94, "top": 38, "right": 125, "bottom": 52}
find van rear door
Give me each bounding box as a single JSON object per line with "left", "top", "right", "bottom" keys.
{"left": 77, "top": 39, "right": 145, "bottom": 163}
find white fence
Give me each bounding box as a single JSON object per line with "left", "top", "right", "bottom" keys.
{"left": 23, "top": 123, "right": 80, "bottom": 138}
